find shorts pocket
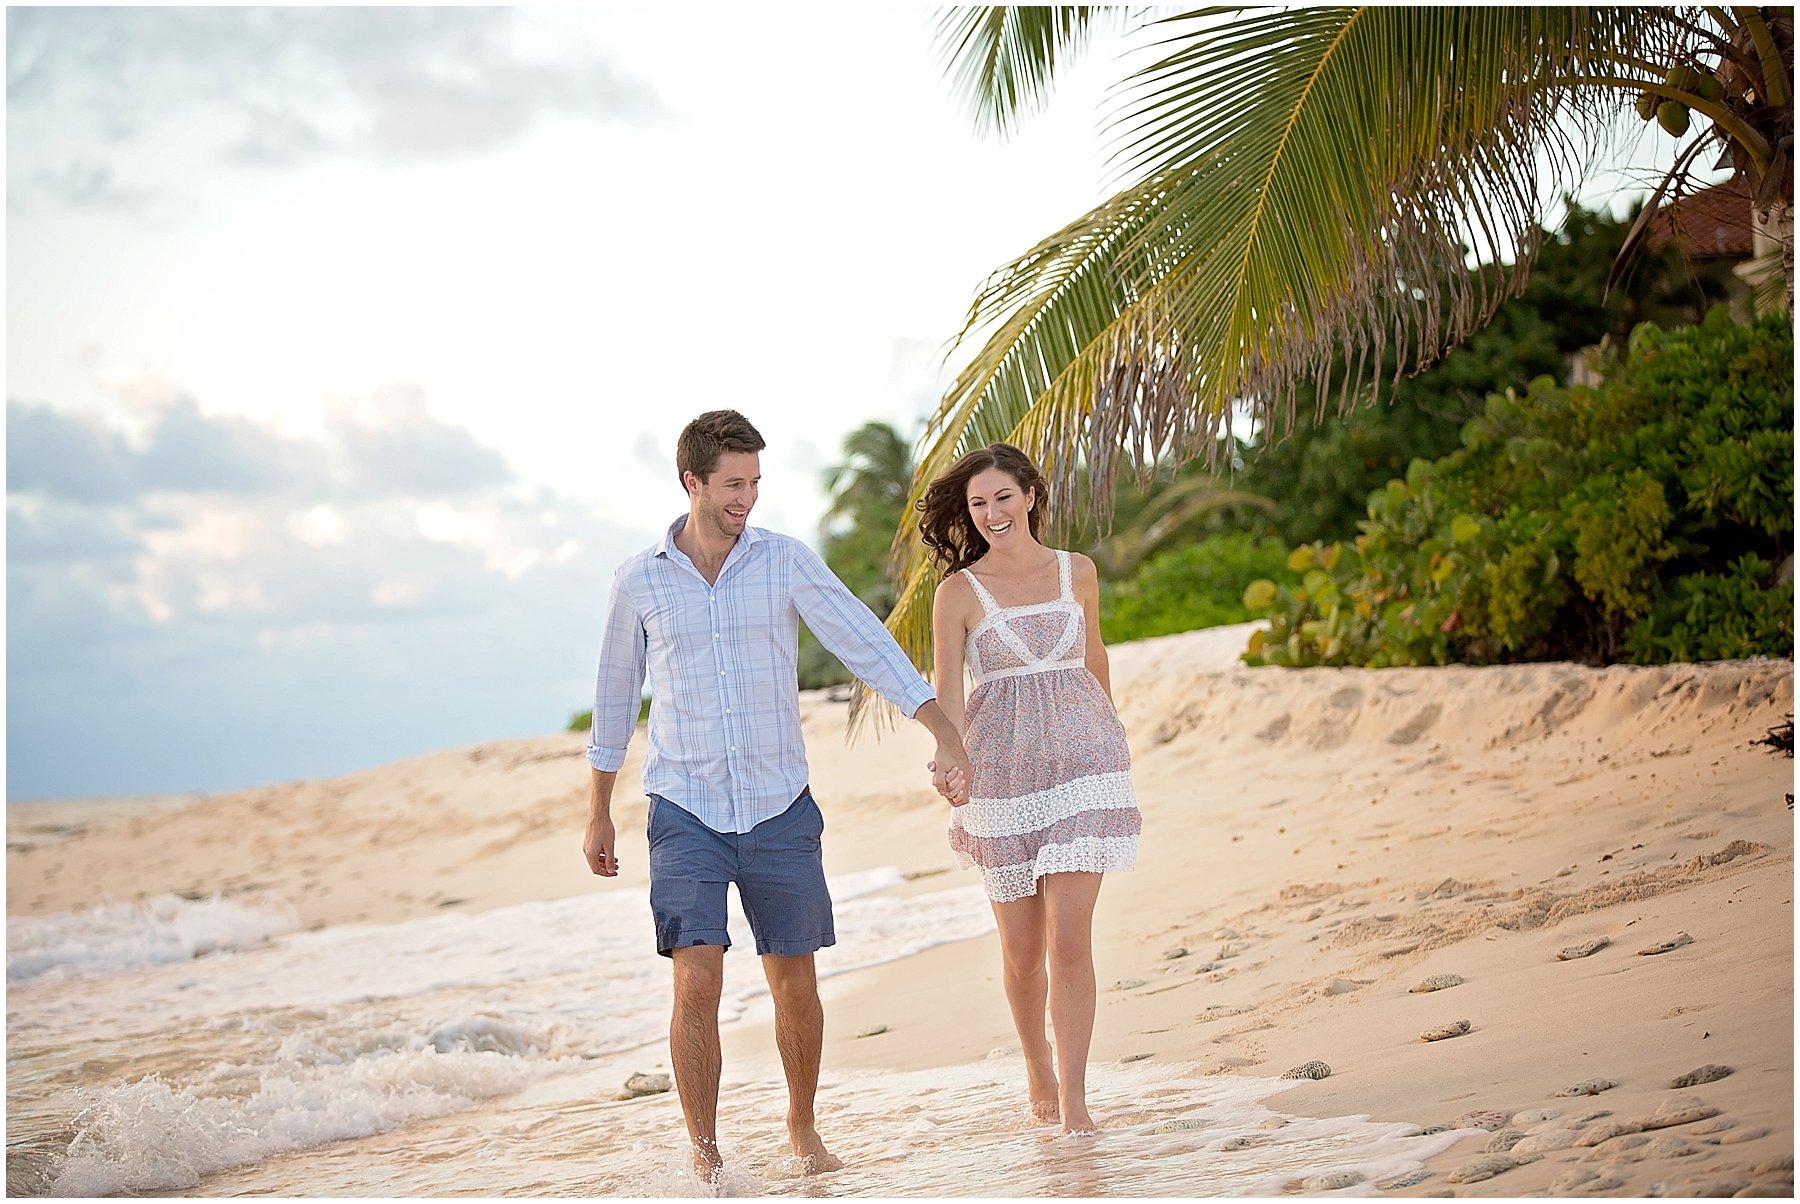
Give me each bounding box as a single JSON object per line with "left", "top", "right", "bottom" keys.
{"left": 791, "top": 793, "right": 824, "bottom": 851}
{"left": 646, "top": 796, "right": 668, "bottom": 850}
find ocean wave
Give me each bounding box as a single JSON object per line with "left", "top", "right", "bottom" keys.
{"left": 47, "top": 1043, "right": 561, "bottom": 1197}
{"left": 7, "top": 894, "right": 298, "bottom": 984}
{"left": 14, "top": 869, "right": 1001, "bottom": 1195}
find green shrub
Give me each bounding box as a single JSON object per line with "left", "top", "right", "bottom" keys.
{"left": 567, "top": 697, "right": 651, "bottom": 732}
{"left": 1243, "top": 309, "right": 1793, "bottom": 668}
{"left": 1624, "top": 556, "right": 1796, "bottom": 663}
{"left": 1100, "top": 533, "right": 1299, "bottom": 643}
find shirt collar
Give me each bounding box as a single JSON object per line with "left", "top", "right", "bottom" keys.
{"left": 654, "top": 514, "right": 763, "bottom": 563}
{"left": 654, "top": 514, "right": 685, "bottom": 559}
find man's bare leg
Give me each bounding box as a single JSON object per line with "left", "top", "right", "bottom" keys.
{"left": 670, "top": 945, "right": 727, "bottom": 1178}
{"left": 990, "top": 894, "right": 1060, "bottom": 1123}
{"left": 1043, "top": 873, "right": 1104, "bottom": 1135}
{"left": 760, "top": 953, "right": 843, "bottom": 1173}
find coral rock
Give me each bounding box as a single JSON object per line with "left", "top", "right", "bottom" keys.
{"left": 1279, "top": 1060, "right": 1331, "bottom": 1080}
{"left": 616, "top": 1071, "right": 674, "bottom": 1100}
{"left": 1637, "top": 931, "right": 1694, "bottom": 956}
{"left": 1575, "top": 1119, "right": 1644, "bottom": 1147}
{"left": 1671, "top": 1064, "right": 1733, "bottom": 1089}
{"left": 1453, "top": 1108, "right": 1510, "bottom": 1131}
{"left": 1558, "top": 936, "right": 1611, "bottom": 960}
{"left": 1556, "top": 1077, "right": 1619, "bottom": 1097}
{"left": 1409, "top": 973, "right": 1465, "bottom": 993}
{"left": 1485, "top": 1128, "right": 1527, "bottom": 1153}
{"left": 1447, "top": 1155, "right": 1523, "bottom": 1184}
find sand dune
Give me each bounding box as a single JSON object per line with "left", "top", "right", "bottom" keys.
{"left": 8, "top": 624, "right": 1793, "bottom": 1196}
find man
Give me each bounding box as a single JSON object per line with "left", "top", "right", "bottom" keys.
{"left": 583, "top": 409, "right": 970, "bottom": 1179}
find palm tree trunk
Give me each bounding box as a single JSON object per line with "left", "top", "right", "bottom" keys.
{"left": 1739, "top": 199, "right": 1793, "bottom": 313}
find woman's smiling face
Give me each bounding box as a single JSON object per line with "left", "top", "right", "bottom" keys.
{"left": 966, "top": 466, "right": 1033, "bottom": 547}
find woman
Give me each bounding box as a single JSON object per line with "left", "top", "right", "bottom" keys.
{"left": 920, "top": 442, "right": 1141, "bottom": 1136}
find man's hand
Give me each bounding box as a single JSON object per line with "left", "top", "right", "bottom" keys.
{"left": 911, "top": 700, "right": 971, "bottom": 807}
{"left": 928, "top": 745, "right": 971, "bottom": 807}
{"left": 584, "top": 813, "right": 619, "bottom": 876}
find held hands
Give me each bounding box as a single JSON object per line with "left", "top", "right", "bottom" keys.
{"left": 928, "top": 750, "right": 971, "bottom": 807}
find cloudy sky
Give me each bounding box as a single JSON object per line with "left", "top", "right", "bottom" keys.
{"left": 9, "top": 7, "right": 1679, "bottom": 803}
{"left": 7, "top": 5, "right": 1141, "bottom": 801}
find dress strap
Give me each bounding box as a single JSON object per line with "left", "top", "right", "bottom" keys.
{"left": 1057, "top": 550, "right": 1073, "bottom": 602}
{"left": 961, "top": 567, "right": 1002, "bottom": 617}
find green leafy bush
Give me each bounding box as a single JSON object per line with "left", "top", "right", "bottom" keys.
{"left": 1244, "top": 309, "right": 1793, "bottom": 668}
{"left": 1100, "top": 533, "right": 1299, "bottom": 643}
{"left": 567, "top": 697, "right": 651, "bottom": 732}
{"left": 1623, "top": 555, "right": 1795, "bottom": 663}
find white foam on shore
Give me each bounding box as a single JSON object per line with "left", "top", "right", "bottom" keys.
{"left": 796, "top": 1061, "right": 1472, "bottom": 1197}
{"left": 233, "top": 1055, "right": 1472, "bottom": 1198}
{"left": 46, "top": 1046, "right": 555, "bottom": 1198}
{"left": 14, "top": 874, "right": 1479, "bottom": 1197}
{"left": 6, "top": 893, "right": 299, "bottom": 983}
{"left": 11, "top": 868, "right": 983, "bottom": 1044}
{"left": 12, "top": 868, "right": 997, "bottom": 1196}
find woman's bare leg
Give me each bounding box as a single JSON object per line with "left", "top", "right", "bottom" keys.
{"left": 1041, "top": 872, "right": 1103, "bottom": 1134}
{"left": 990, "top": 893, "right": 1059, "bottom": 1122}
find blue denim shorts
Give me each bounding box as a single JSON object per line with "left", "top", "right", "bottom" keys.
{"left": 646, "top": 788, "right": 835, "bottom": 958}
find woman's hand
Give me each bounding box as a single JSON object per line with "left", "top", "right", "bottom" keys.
{"left": 928, "top": 759, "right": 969, "bottom": 806}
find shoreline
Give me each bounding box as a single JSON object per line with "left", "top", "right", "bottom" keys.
{"left": 7, "top": 627, "right": 1793, "bottom": 1196}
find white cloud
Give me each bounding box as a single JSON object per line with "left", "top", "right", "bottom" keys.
{"left": 7, "top": 5, "right": 669, "bottom": 204}
{"left": 6, "top": 376, "right": 657, "bottom": 798}
{"left": 290, "top": 505, "right": 348, "bottom": 548}
{"left": 4, "top": 5, "right": 1139, "bottom": 800}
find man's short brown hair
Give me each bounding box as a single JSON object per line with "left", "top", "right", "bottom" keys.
{"left": 676, "top": 410, "right": 766, "bottom": 488}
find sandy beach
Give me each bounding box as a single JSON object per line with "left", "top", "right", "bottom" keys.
{"left": 8, "top": 623, "right": 1794, "bottom": 1197}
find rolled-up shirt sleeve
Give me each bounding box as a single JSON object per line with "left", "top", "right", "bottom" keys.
{"left": 791, "top": 541, "right": 936, "bottom": 718}
{"left": 587, "top": 567, "right": 648, "bottom": 771}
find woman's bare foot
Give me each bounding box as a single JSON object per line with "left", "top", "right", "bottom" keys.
{"left": 789, "top": 1127, "right": 843, "bottom": 1175}
{"left": 1025, "top": 1054, "right": 1060, "bottom": 1124}
{"left": 1059, "top": 1102, "right": 1097, "bottom": 1137}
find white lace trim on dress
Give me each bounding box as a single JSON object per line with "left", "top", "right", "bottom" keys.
{"left": 961, "top": 552, "right": 1085, "bottom": 684}
{"left": 976, "top": 658, "right": 1085, "bottom": 683}
{"left": 964, "top": 835, "right": 1140, "bottom": 903}
{"left": 955, "top": 771, "right": 1137, "bottom": 837}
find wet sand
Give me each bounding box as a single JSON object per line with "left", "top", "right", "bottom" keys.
{"left": 10, "top": 624, "right": 1793, "bottom": 1196}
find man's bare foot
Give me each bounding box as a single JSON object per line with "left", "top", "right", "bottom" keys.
{"left": 789, "top": 1127, "right": 843, "bottom": 1175}
{"left": 691, "top": 1135, "right": 725, "bottom": 1182}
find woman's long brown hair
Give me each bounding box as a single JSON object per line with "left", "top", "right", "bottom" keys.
{"left": 916, "top": 443, "right": 1049, "bottom": 576}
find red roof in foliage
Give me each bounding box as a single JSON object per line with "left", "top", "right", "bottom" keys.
{"left": 1648, "top": 179, "right": 1758, "bottom": 260}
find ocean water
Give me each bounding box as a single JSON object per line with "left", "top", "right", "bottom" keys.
{"left": 7, "top": 870, "right": 1466, "bottom": 1197}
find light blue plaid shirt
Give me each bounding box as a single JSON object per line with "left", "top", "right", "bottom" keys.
{"left": 587, "top": 515, "right": 936, "bottom": 833}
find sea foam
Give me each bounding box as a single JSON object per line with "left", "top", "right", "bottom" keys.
{"left": 47, "top": 1046, "right": 555, "bottom": 1197}
{"left": 6, "top": 893, "right": 298, "bottom": 983}
{"left": 14, "top": 869, "right": 999, "bottom": 1196}
{"left": 17, "top": 873, "right": 1475, "bottom": 1197}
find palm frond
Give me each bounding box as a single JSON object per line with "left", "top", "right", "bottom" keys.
{"left": 852, "top": 5, "right": 1791, "bottom": 735}
{"left": 1087, "top": 483, "right": 1275, "bottom": 578}
{"left": 934, "top": 5, "right": 1114, "bottom": 137}
{"left": 822, "top": 422, "right": 914, "bottom": 526}
{"left": 846, "top": 172, "right": 1184, "bottom": 731}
